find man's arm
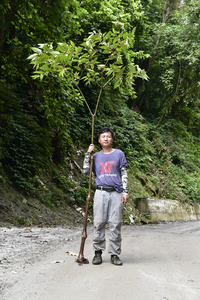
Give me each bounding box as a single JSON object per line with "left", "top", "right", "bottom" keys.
{"left": 121, "top": 166, "right": 128, "bottom": 204}
{"left": 82, "top": 144, "right": 95, "bottom": 175}
{"left": 82, "top": 152, "right": 91, "bottom": 175}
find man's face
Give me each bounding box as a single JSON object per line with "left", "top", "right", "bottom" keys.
{"left": 98, "top": 131, "right": 113, "bottom": 148}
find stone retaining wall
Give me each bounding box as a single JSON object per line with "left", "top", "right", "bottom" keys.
{"left": 136, "top": 198, "right": 200, "bottom": 222}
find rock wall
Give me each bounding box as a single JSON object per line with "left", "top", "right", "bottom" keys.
{"left": 136, "top": 198, "right": 200, "bottom": 222}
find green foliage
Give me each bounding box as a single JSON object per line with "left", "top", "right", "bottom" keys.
{"left": 0, "top": 0, "right": 200, "bottom": 216}
{"left": 0, "top": 84, "right": 52, "bottom": 192}
{"left": 134, "top": 216, "right": 141, "bottom": 224}
{"left": 52, "top": 169, "right": 76, "bottom": 191}
{"left": 144, "top": 214, "right": 152, "bottom": 220}
{"left": 148, "top": 119, "right": 200, "bottom": 202}
{"left": 27, "top": 27, "right": 149, "bottom": 160}
{"left": 28, "top": 30, "right": 149, "bottom": 105}
{"left": 0, "top": 118, "right": 51, "bottom": 193}
{"left": 41, "top": 189, "right": 70, "bottom": 207}
{"left": 133, "top": 0, "right": 200, "bottom": 130}
{"left": 12, "top": 217, "right": 36, "bottom": 226}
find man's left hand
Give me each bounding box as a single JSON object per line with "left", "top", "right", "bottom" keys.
{"left": 122, "top": 194, "right": 128, "bottom": 204}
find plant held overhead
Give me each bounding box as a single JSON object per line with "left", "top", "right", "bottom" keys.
{"left": 28, "top": 29, "right": 148, "bottom": 263}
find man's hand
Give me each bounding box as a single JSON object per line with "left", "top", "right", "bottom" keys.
{"left": 87, "top": 144, "right": 95, "bottom": 153}
{"left": 122, "top": 194, "right": 128, "bottom": 204}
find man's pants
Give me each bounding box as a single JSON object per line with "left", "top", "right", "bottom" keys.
{"left": 93, "top": 189, "right": 124, "bottom": 255}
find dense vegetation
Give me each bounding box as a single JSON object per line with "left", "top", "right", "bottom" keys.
{"left": 0, "top": 0, "right": 200, "bottom": 224}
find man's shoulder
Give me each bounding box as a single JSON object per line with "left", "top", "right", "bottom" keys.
{"left": 115, "top": 149, "right": 123, "bottom": 152}
{"left": 114, "top": 149, "right": 125, "bottom": 155}
{"left": 93, "top": 149, "right": 125, "bottom": 157}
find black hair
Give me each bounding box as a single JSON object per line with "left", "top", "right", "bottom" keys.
{"left": 98, "top": 127, "right": 114, "bottom": 139}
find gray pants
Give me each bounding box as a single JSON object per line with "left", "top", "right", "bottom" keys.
{"left": 93, "top": 189, "right": 124, "bottom": 255}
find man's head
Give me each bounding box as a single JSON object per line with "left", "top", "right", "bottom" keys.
{"left": 98, "top": 127, "right": 114, "bottom": 139}
{"left": 98, "top": 127, "right": 114, "bottom": 149}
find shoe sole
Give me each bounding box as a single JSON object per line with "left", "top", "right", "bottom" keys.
{"left": 92, "top": 258, "right": 102, "bottom": 265}
{"left": 110, "top": 260, "right": 123, "bottom": 266}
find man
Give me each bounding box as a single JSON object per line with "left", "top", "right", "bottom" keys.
{"left": 82, "top": 127, "right": 128, "bottom": 266}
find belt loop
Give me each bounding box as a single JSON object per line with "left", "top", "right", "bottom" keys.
{"left": 101, "top": 186, "right": 103, "bottom": 191}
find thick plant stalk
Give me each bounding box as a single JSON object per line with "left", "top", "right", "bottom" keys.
{"left": 76, "top": 153, "right": 94, "bottom": 264}
{"left": 76, "top": 115, "right": 95, "bottom": 264}
{"left": 76, "top": 85, "right": 106, "bottom": 264}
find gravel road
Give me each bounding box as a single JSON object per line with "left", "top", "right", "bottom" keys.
{"left": 1, "top": 221, "right": 200, "bottom": 300}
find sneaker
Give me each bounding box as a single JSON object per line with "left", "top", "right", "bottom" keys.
{"left": 92, "top": 253, "right": 102, "bottom": 265}
{"left": 110, "top": 255, "right": 123, "bottom": 266}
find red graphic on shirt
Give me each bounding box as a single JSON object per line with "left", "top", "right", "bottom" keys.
{"left": 100, "top": 161, "right": 117, "bottom": 174}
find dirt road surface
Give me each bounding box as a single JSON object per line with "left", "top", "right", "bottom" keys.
{"left": 1, "top": 221, "right": 200, "bottom": 300}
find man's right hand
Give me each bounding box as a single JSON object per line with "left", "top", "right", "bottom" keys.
{"left": 88, "top": 144, "right": 95, "bottom": 153}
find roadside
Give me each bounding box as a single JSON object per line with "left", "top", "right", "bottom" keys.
{"left": 1, "top": 220, "right": 200, "bottom": 300}
{"left": 0, "top": 224, "right": 88, "bottom": 296}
